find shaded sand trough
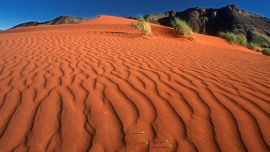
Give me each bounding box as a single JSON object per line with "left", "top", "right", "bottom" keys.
{"left": 0, "top": 16, "right": 270, "bottom": 152}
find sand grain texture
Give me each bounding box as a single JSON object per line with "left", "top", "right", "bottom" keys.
{"left": 0, "top": 16, "right": 270, "bottom": 152}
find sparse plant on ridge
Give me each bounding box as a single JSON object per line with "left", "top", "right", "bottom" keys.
{"left": 237, "top": 34, "right": 248, "bottom": 46}
{"left": 262, "top": 48, "right": 270, "bottom": 56}
{"left": 247, "top": 42, "right": 257, "bottom": 51}
{"left": 132, "top": 17, "right": 152, "bottom": 35}
{"left": 218, "top": 32, "right": 247, "bottom": 46}
{"left": 171, "top": 18, "right": 193, "bottom": 37}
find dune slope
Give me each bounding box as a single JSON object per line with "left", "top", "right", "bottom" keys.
{"left": 0, "top": 16, "right": 270, "bottom": 152}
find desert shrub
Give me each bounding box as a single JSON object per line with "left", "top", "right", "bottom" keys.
{"left": 247, "top": 42, "right": 257, "bottom": 51}
{"left": 132, "top": 17, "right": 152, "bottom": 35}
{"left": 237, "top": 34, "right": 248, "bottom": 46}
{"left": 262, "top": 48, "right": 270, "bottom": 56}
{"left": 218, "top": 32, "right": 236, "bottom": 43}
{"left": 218, "top": 32, "right": 247, "bottom": 46}
{"left": 171, "top": 18, "right": 193, "bottom": 37}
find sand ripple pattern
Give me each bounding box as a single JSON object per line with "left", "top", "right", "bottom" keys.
{"left": 0, "top": 16, "right": 270, "bottom": 152}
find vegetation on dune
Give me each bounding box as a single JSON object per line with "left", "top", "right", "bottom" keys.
{"left": 171, "top": 18, "right": 193, "bottom": 37}
{"left": 237, "top": 34, "right": 248, "bottom": 46}
{"left": 247, "top": 42, "right": 258, "bottom": 51}
{"left": 132, "top": 17, "right": 152, "bottom": 35}
{"left": 218, "top": 31, "right": 270, "bottom": 55}
{"left": 262, "top": 48, "right": 270, "bottom": 56}
{"left": 218, "top": 32, "right": 247, "bottom": 46}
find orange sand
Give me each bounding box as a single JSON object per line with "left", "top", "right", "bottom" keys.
{"left": 0, "top": 16, "right": 270, "bottom": 152}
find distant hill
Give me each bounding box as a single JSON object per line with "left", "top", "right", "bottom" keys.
{"left": 12, "top": 16, "right": 84, "bottom": 29}
{"left": 141, "top": 4, "right": 270, "bottom": 47}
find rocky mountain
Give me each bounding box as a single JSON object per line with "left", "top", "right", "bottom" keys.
{"left": 143, "top": 4, "right": 270, "bottom": 47}
{"left": 12, "top": 16, "right": 84, "bottom": 29}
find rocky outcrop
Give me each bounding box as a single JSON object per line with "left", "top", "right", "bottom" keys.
{"left": 143, "top": 5, "right": 270, "bottom": 47}
{"left": 12, "top": 16, "right": 84, "bottom": 29}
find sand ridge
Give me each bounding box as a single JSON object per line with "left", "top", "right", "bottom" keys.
{"left": 0, "top": 16, "right": 270, "bottom": 152}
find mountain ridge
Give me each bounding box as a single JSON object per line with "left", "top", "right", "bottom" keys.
{"left": 141, "top": 4, "right": 270, "bottom": 47}
{"left": 11, "top": 16, "right": 84, "bottom": 29}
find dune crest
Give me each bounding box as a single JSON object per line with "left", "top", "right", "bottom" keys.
{"left": 0, "top": 16, "right": 270, "bottom": 152}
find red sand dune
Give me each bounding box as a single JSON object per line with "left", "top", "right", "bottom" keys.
{"left": 0, "top": 16, "right": 270, "bottom": 152}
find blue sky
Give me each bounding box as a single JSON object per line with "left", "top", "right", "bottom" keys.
{"left": 0, "top": 0, "right": 269, "bottom": 30}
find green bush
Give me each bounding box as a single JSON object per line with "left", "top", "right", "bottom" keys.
{"left": 237, "top": 34, "right": 248, "bottom": 46}
{"left": 247, "top": 42, "right": 257, "bottom": 51}
{"left": 132, "top": 17, "right": 152, "bottom": 35}
{"left": 218, "top": 32, "right": 247, "bottom": 46}
{"left": 218, "top": 32, "right": 237, "bottom": 44}
{"left": 171, "top": 18, "right": 193, "bottom": 37}
{"left": 262, "top": 48, "right": 270, "bottom": 56}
